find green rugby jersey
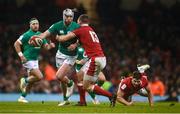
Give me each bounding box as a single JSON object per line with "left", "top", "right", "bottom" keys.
{"left": 19, "top": 29, "right": 47, "bottom": 61}
{"left": 48, "top": 21, "right": 80, "bottom": 56}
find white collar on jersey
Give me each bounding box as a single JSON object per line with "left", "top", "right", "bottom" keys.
{"left": 81, "top": 24, "right": 89, "bottom": 26}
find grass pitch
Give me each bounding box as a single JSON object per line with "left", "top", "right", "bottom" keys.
{"left": 0, "top": 102, "right": 179, "bottom": 113}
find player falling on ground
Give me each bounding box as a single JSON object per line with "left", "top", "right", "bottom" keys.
{"left": 14, "top": 18, "right": 55, "bottom": 103}
{"left": 56, "top": 14, "right": 117, "bottom": 107}
{"left": 31, "top": 8, "right": 80, "bottom": 106}
{"left": 75, "top": 46, "right": 106, "bottom": 105}
{"left": 116, "top": 64, "right": 153, "bottom": 106}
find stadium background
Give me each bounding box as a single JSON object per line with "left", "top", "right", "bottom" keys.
{"left": 0, "top": 0, "right": 179, "bottom": 102}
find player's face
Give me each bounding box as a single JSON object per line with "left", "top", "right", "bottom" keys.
{"left": 30, "top": 22, "right": 39, "bottom": 32}
{"left": 64, "top": 15, "right": 73, "bottom": 25}
{"left": 132, "top": 78, "right": 141, "bottom": 87}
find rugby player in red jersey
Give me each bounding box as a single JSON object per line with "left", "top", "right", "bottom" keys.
{"left": 56, "top": 14, "right": 116, "bottom": 107}
{"left": 117, "top": 70, "right": 153, "bottom": 106}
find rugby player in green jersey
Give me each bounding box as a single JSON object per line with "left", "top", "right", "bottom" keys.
{"left": 32, "top": 9, "right": 80, "bottom": 106}
{"left": 14, "top": 18, "right": 55, "bottom": 103}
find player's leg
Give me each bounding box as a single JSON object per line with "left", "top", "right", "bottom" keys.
{"left": 97, "top": 72, "right": 106, "bottom": 86}
{"left": 56, "top": 57, "right": 70, "bottom": 105}
{"left": 56, "top": 54, "right": 76, "bottom": 106}
{"left": 75, "top": 70, "right": 86, "bottom": 106}
{"left": 56, "top": 63, "right": 74, "bottom": 96}
{"left": 56, "top": 63, "right": 74, "bottom": 106}
{"left": 136, "top": 64, "right": 150, "bottom": 97}
{"left": 88, "top": 72, "right": 106, "bottom": 104}
{"left": 18, "top": 60, "right": 43, "bottom": 103}
{"left": 82, "top": 57, "right": 116, "bottom": 106}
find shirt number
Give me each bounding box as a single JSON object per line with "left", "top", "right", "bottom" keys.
{"left": 121, "top": 84, "right": 127, "bottom": 90}
{"left": 89, "top": 31, "right": 99, "bottom": 43}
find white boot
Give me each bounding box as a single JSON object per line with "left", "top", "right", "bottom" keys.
{"left": 137, "top": 64, "right": 150, "bottom": 73}
{"left": 18, "top": 96, "right": 28, "bottom": 103}
{"left": 58, "top": 100, "right": 70, "bottom": 106}
{"left": 92, "top": 97, "right": 100, "bottom": 105}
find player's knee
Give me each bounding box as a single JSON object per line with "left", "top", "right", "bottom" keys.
{"left": 36, "top": 74, "right": 43, "bottom": 81}
{"left": 83, "top": 84, "right": 93, "bottom": 91}
{"left": 56, "top": 74, "right": 63, "bottom": 81}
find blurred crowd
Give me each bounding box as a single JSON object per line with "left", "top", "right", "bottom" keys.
{"left": 0, "top": 0, "right": 179, "bottom": 99}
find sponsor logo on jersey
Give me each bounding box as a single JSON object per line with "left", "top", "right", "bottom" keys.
{"left": 59, "top": 30, "right": 64, "bottom": 34}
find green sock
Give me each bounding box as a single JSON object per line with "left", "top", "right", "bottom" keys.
{"left": 21, "top": 92, "right": 27, "bottom": 97}
{"left": 25, "top": 77, "right": 28, "bottom": 83}
{"left": 88, "top": 91, "right": 96, "bottom": 99}
{"left": 63, "top": 95, "right": 69, "bottom": 101}
{"left": 97, "top": 81, "right": 104, "bottom": 87}
{"left": 67, "top": 80, "right": 73, "bottom": 87}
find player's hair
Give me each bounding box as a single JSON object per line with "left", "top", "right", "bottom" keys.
{"left": 78, "top": 14, "right": 89, "bottom": 24}
{"left": 29, "top": 17, "right": 38, "bottom": 24}
{"left": 132, "top": 71, "right": 141, "bottom": 80}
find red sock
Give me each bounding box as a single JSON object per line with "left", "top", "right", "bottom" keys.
{"left": 93, "top": 85, "right": 112, "bottom": 98}
{"left": 77, "top": 85, "right": 86, "bottom": 103}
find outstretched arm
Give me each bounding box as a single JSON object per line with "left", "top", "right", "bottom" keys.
{"left": 39, "top": 30, "right": 51, "bottom": 39}
{"left": 56, "top": 32, "right": 76, "bottom": 42}
{"left": 145, "top": 84, "right": 153, "bottom": 107}
{"left": 117, "top": 88, "right": 133, "bottom": 106}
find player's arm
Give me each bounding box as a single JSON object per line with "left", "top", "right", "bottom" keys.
{"left": 117, "top": 84, "right": 133, "bottom": 106}
{"left": 144, "top": 83, "right": 153, "bottom": 107}
{"left": 14, "top": 38, "right": 27, "bottom": 63}
{"left": 39, "top": 30, "right": 52, "bottom": 39}
{"left": 56, "top": 32, "right": 76, "bottom": 42}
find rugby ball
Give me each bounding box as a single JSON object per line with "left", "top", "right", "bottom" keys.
{"left": 29, "top": 36, "right": 43, "bottom": 47}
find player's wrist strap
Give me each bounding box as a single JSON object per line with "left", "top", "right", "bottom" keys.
{"left": 18, "top": 52, "right": 23, "bottom": 57}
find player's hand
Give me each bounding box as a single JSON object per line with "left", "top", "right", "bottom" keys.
{"left": 49, "top": 42, "right": 55, "bottom": 49}
{"left": 20, "top": 55, "right": 27, "bottom": 63}
{"left": 76, "top": 60, "right": 81, "bottom": 64}
{"left": 127, "top": 101, "right": 134, "bottom": 106}
{"left": 55, "top": 35, "right": 61, "bottom": 41}
{"left": 68, "top": 43, "right": 77, "bottom": 51}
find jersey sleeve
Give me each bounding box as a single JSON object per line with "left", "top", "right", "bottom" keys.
{"left": 119, "top": 81, "right": 128, "bottom": 92}
{"left": 72, "top": 28, "right": 82, "bottom": 38}
{"left": 18, "top": 34, "right": 28, "bottom": 44}
{"left": 48, "top": 23, "right": 58, "bottom": 35}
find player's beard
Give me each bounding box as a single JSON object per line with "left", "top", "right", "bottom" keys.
{"left": 65, "top": 19, "right": 72, "bottom": 26}
{"left": 32, "top": 27, "right": 39, "bottom": 32}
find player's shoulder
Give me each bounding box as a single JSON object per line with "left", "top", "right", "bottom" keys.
{"left": 121, "top": 77, "right": 130, "bottom": 84}
{"left": 71, "top": 22, "right": 80, "bottom": 28}
{"left": 141, "top": 75, "right": 148, "bottom": 82}
{"left": 124, "top": 77, "right": 132, "bottom": 81}
{"left": 52, "top": 21, "right": 63, "bottom": 26}
{"left": 21, "top": 29, "right": 31, "bottom": 37}
{"left": 71, "top": 21, "right": 79, "bottom": 25}
{"left": 36, "top": 31, "right": 42, "bottom": 34}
